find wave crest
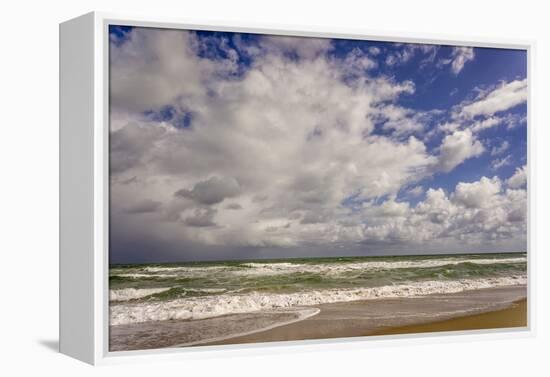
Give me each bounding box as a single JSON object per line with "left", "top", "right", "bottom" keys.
{"left": 110, "top": 275, "right": 526, "bottom": 325}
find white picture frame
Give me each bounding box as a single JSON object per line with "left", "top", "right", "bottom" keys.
{"left": 59, "top": 11, "right": 535, "bottom": 365}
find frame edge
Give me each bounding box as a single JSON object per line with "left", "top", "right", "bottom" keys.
{"left": 59, "top": 11, "right": 96, "bottom": 365}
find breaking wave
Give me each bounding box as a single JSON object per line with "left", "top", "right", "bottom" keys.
{"left": 110, "top": 274, "right": 526, "bottom": 325}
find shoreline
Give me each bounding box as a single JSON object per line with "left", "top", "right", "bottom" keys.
{"left": 203, "top": 285, "right": 526, "bottom": 346}
{"left": 110, "top": 307, "right": 321, "bottom": 351}
{"left": 174, "top": 307, "right": 320, "bottom": 347}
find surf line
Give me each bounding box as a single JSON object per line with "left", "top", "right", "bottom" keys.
{"left": 173, "top": 307, "right": 321, "bottom": 347}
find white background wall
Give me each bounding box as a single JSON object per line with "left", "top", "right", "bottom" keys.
{"left": 1, "top": 0, "right": 548, "bottom": 375}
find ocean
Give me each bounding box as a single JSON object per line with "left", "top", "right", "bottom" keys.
{"left": 109, "top": 253, "right": 527, "bottom": 327}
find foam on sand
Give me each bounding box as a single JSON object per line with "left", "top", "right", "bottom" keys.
{"left": 109, "top": 306, "right": 320, "bottom": 351}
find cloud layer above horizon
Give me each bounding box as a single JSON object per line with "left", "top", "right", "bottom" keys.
{"left": 109, "top": 26, "right": 527, "bottom": 263}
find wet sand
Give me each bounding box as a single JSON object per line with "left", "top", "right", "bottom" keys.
{"left": 207, "top": 286, "right": 526, "bottom": 346}
{"left": 374, "top": 299, "right": 526, "bottom": 335}
{"left": 109, "top": 307, "right": 319, "bottom": 351}
{"left": 110, "top": 285, "right": 527, "bottom": 351}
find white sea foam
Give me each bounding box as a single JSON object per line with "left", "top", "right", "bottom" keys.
{"left": 111, "top": 256, "right": 526, "bottom": 279}
{"left": 238, "top": 257, "right": 526, "bottom": 276}
{"left": 110, "top": 287, "right": 172, "bottom": 302}
{"left": 109, "top": 287, "right": 228, "bottom": 302}
{"left": 113, "top": 273, "right": 181, "bottom": 279}
{"left": 143, "top": 265, "right": 229, "bottom": 274}
{"left": 189, "top": 288, "right": 227, "bottom": 293}
{"left": 109, "top": 275, "right": 526, "bottom": 325}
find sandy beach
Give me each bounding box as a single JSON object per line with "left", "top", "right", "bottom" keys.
{"left": 110, "top": 285, "right": 526, "bottom": 351}
{"left": 373, "top": 299, "right": 526, "bottom": 336}
{"left": 207, "top": 285, "right": 526, "bottom": 346}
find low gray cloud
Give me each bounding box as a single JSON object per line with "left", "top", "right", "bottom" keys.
{"left": 183, "top": 208, "right": 217, "bottom": 227}
{"left": 110, "top": 122, "right": 165, "bottom": 174}
{"left": 225, "top": 203, "right": 243, "bottom": 210}
{"left": 122, "top": 199, "right": 162, "bottom": 214}
{"left": 175, "top": 176, "right": 241, "bottom": 205}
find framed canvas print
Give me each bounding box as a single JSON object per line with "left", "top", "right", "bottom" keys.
{"left": 59, "top": 12, "right": 533, "bottom": 365}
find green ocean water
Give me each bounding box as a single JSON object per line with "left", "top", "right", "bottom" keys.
{"left": 109, "top": 253, "right": 527, "bottom": 303}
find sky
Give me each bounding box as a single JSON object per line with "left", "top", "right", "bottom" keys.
{"left": 108, "top": 25, "right": 527, "bottom": 264}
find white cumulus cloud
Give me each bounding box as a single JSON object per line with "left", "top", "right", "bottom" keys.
{"left": 507, "top": 165, "right": 527, "bottom": 189}
{"left": 460, "top": 79, "right": 528, "bottom": 118}
{"left": 108, "top": 28, "right": 526, "bottom": 260}
{"left": 436, "top": 129, "right": 485, "bottom": 172}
